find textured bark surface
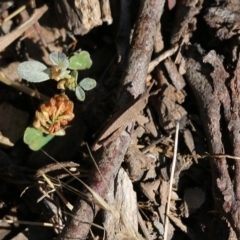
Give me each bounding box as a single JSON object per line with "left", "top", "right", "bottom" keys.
{"left": 184, "top": 45, "right": 240, "bottom": 238}
{"left": 54, "top": 0, "right": 112, "bottom": 35}
{"left": 57, "top": 0, "right": 165, "bottom": 239}
{"left": 103, "top": 168, "right": 138, "bottom": 240}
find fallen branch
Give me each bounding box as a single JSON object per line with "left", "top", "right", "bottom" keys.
{"left": 183, "top": 45, "right": 240, "bottom": 237}
{"left": 57, "top": 0, "right": 165, "bottom": 239}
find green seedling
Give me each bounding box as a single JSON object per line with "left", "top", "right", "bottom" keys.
{"left": 17, "top": 51, "right": 96, "bottom": 150}
{"left": 68, "top": 51, "right": 92, "bottom": 70}
{"left": 76, "top": 77, "right": 97, "bottom": 101}
{"left": 17, "top": 51, "right": 96, "bottom": 101}
{"left": 17, "top": 60, "right": 50, "bottom": 82}
{"left": 23, "top": 127, "right": 54, "bottom": 151}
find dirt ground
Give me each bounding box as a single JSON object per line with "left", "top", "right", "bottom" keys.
{"left": 0, "top": 0, "right": 239, "bottom": 239}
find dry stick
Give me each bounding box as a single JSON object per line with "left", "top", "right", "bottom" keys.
{"left": 184, "top": 45, "right": 238, "bottom": 236}
{"left": 35, "top": 162, "right": 79, "bottom": 178}
{"left": 228, "top": 56, "right": 240, "bottom": 200}
{"left": 185, "top": 154, "right": 240, "bottom": 161}
{"left": 0, "top": 5, "right": 49, "bottom": 100}
{"left": 137, "top": 211, "right": 152, "bottom": 240}
{"left": 201, "top": 50, "right": 240, "bottom": 205}
{"left": 163, "top": 121, "right": 179, "bottom": 240}
{"left": 0, "top": 71, "right": 49, "bottom": 101}
{"left": 0, "top": 4, "right": 48, "bottom": 51}
{"left": 57, "top": 0, "right": 165, "bottom": 239}
{"left": 148, "top": 44, "right": 178, "bottom": 73}
{"left": 0, "top": 5, "right": 27, "bottom": 25}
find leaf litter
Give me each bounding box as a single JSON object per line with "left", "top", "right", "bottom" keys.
{"left": 0, "top": 1, "right": 239, "bottom": 240}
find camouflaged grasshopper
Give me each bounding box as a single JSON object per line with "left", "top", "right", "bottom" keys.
{"left": 92, "top": 81, "right": 160, "bottom": 150}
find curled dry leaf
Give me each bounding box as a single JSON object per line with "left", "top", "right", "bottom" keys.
{"left": 33, "top": 94, "right": 74, "bottom": 135}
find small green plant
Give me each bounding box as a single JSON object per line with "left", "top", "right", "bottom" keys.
{"left": 18, "top": 51, "right": 96, "bottom": 151}
{"left": 23, "top": 127, "right": 55, "bottom": 151}
{"left": 18, "top": 51, "right": 96, "bottom": 101}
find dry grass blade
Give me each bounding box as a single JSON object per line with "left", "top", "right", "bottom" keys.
{"left": 0, "top": 5, "right": 27, "bottom": 25}
{"left": 0, "top": 219, "right": 63, "bottom": 229}
{"left": 163, "top": 121, "right": 180, "bottom": 240}
{"left": 41, "top": 150, "right": 144, "bottom": 239}
{"left": 41, "top": 150, "right": 119, "bottom": 218}
{"left": 40, "top": 173, "right": 73, "bottom": 210}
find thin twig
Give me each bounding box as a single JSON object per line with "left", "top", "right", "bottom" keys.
{"left": 0, "top": 70, "right": 49, "bottom": 101}
{"left": 137, "top": 211, "right": 152, "bottom": 240}
{"left": 0, "top": 5, "right": 27, "bottom": 25}
{"left": 163, "top": 121, "right": 179, "bottom": 240}
{"left": 35, "top": 162, "right": 80, "bottom": 178}
{"left": 148, "top": 45, "right": 179, "bottom": 73}
{"left": 184, "top": 153, "right": 240, "bottom": 161}
{"left": 0, "top": 4, "right": 48, "bottom": 51}
{"left": 0, "top": 219, "right": 63, "bottom": 229}
{"left": 41, "top": 173, "right": 73, "bottom": 211}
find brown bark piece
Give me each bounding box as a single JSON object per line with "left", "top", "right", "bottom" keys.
{"left": 54, "top": 0, "right": 112, "bottom": 35}
{"left": 103, "top": 168, "right": 138, "bottom": 240}
{"left": 164, "top": 58, "right": 186, "bottom": 90}
{"left": 170, "top": 0, "right": 203, "bottom": 45}
{"left": 162, "top": 84, "right": 185, "bottom": 104}
{"left": 229, "top": 56, "right": 240, "bottom": 201}
{"left": 204, "top": 3, "right": 240, "bottom": 40}
{"left": 140, "top": 179, "right": 160, "bottom": 204}
{"left": 183, "top": 129, "right": 196, "bottom": 155}
{"left": 157, "top": 96, "right": 187, "bottom": 131}
{"left": 144, "top": 108, "right": 159, "bottom": 138}
{"left": 125, "top": 145, "right": 155, "bottom": 182}
{"left": 183, "top": 44, "right": 240, "bottom": 237}
{"left": 203, "top": 50, "right": 240, "bottom": 202}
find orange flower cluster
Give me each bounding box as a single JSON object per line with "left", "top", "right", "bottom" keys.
{"left": 33, "top": 94, "right": 74, "bottom": 135}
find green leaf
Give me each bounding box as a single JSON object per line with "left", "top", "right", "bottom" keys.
{"left": 68, "top": 51, "right": 92, "bottom": 70}
{"left": 49, "top": 52, "right": 69, "bottom": 70}
{"left": 79, "top": 78, "right": 96, "bottom": 91}
{"left": 59, "top": 69, "right": 71, "bottom": 79}
{"left": 75, "top": 86, "right": 85, "bottom": 101}
{"left": 71, "top": 70, "right": 78, "bottom": 81}
{"left": 23, "top": 127, "right": 54, "bottom": 151}
{"left": 18, "top": 61, "right": 50, "bottom": 82}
